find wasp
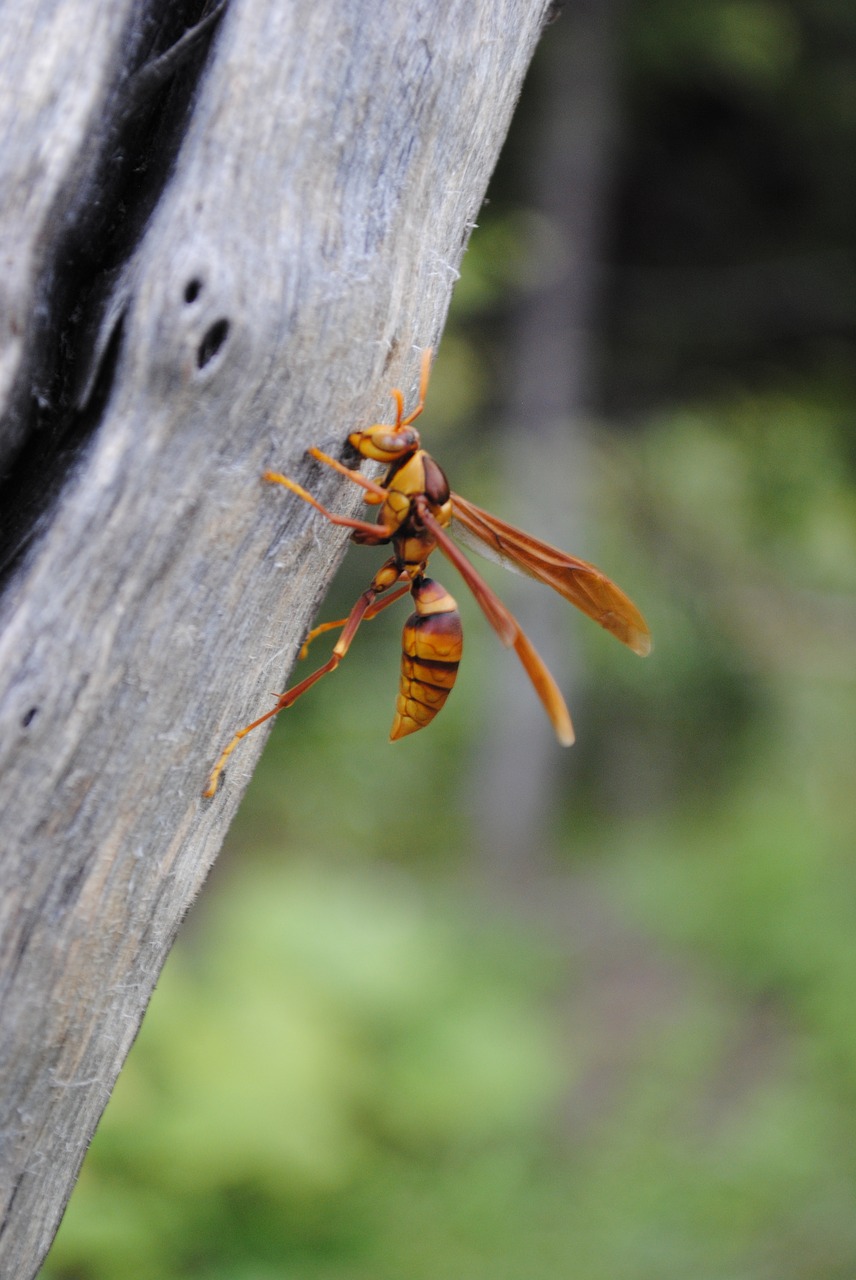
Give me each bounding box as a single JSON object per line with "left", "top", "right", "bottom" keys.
{"left": 203, "top": 350, "right": 650, "bottom": 797}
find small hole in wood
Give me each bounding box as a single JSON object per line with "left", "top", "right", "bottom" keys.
{"left": 197, "top": 318, "right": 230, "bottom": 369}
{"left": 184, "top": 278, "right": 203, "bottom": 303}
{"left": 21, "top": 706, "right": 38, "bottom": 728}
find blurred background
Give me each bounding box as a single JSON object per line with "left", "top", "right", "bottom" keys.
{"left": 46, "top": 2, "right": 856, "bottom": 1277}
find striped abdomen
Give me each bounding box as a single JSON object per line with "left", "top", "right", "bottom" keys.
{"left": 390, "top": 577, "right": 462, "bottom": 740}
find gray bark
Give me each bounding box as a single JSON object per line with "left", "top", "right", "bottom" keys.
{"left": 0, "top": 1, "right": 552, "bottom": 1273}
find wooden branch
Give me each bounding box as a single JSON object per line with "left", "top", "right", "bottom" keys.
{"left": 0, "top": 0, "right": 552, "bottom": 1273}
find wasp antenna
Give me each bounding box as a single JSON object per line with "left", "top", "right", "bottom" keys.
{"left": 390, "top": 387, "right": 405, "bottom": 427}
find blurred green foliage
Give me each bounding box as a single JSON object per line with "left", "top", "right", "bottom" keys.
{"left": 44, "top": 1, "right": 856, "bottom": 1277}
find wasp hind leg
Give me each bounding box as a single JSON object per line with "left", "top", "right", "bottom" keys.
{"left": 204, "top": 560, "right": 406, "bottom": 797}
{"left": 298, "top": 581, "right": 411, "bottom": 658}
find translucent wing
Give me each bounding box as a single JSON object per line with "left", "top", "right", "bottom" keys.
{"left": 451, "top": 492, "right": 651, "bottom": 657}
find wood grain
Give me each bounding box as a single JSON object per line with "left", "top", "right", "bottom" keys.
{"left": 0, "top": 0, "right": 552, "bottom": 1272}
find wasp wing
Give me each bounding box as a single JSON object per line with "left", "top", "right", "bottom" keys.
{"left": 451, "top": 492, "right": 651, "bottom": 657}
{"left": 418, "top": 502, "right": 574, "bottom": 746}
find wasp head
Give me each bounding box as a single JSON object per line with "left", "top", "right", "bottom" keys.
{"left": 348, "top": 424, "right": 420, "bottom": 463}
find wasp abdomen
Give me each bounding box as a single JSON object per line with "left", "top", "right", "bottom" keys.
{"left": 390, "top": 578, "right": 462, "bottom": 740}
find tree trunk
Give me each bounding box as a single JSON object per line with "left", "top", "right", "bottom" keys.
{"left": 0, "top": 1, "right": 552, "bottom": 1273}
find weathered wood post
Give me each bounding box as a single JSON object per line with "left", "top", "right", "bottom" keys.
{"left": 0, "top": 1, "right": 553, "bottom": 1273}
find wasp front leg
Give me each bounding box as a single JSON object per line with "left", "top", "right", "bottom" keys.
{"left": 263, "top": 469, "right": 392, "bottom": 541}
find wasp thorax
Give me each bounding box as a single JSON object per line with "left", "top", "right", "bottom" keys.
{"left": 348, "top": 425, "right": 420, "bottom": 463}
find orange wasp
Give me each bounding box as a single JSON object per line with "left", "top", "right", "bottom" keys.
{"left": 204, "top": 349, "right": 650, "bottom": 797}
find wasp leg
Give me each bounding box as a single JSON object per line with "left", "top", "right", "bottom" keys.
{"left": 204, "top": 560, "right": 406, "bottom": 797}
{"left": 305, "top": 448, "right": 388, "bottom": 499}
{"left": 417, "top": 499, "right": 574, "bottom": 746}
{"left": 299, "top": 582, "right": 411, "bottom": 658}
{"left": 398, "top": 346, "right": 433, "bottom": 428}
{"left": 205, "top": 587, "right": 377, "bottom": 797}
{"left": 263, "top": 470, "right": 392, "bottom": 540}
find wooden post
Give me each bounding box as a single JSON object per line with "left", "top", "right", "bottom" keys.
{"left": 0, "top": 0, "right": 553, "bottom": 1273}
